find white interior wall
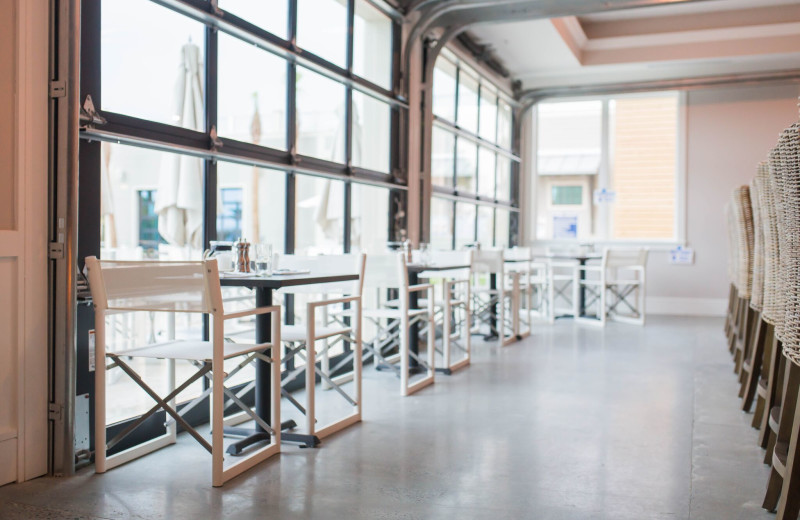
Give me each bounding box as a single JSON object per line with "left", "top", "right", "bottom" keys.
{"left": 646, "top": 82, "right": 800, "bottom": 316}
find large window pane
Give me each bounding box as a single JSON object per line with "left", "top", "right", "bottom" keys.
{"left": 101, "top": 0, "right": 205, "bottom": 127}
{"left": 477, "top": 205, "right": 494, "bottom": 247}
{"left": 498, "top": 99, "right": 513, "bottom": 150}
{"left": 433, "top": 59, "right": 457, "bottom": 122}
{"left": 218, "top": 33, "right": 287, "bottom": 150}
{"left": 352, "top": 92, "right": 391, "bottom": 173}
{"left": 297, "top": 0, "right": 348, "bottom": 67}
{"left": 457, "top": 70, "right": 479, "bottom": 134}
{"left": 295, "top": 176, "right": 344, "bottom": 255}
{"left": 100, "top": 142, "right": 204, "bottom": 261}
{"left": 610, "top": 96, "right": 678, "bottom": 239}
{"left": 432, "top": 127, "right": 455, "bottom": 187}
{"left": 431, "top": 197, "right": 454, "bottom": 250}
{"left": 537, "top": 100, "right": 602, "bottom": 175}
{"left": 455, "top": 138, "right": 477, "bottom": 194}
{"left": 352, "top": 184, "right": 389, "bottom": 253}
{"left": 217, "top": 0, "right": 288, "bottom": 39}
{"left": 99, "top": 143, "right": 205, "bottom": 423}
{"left": 497, "top": 155, "right": 512, "bottom": 202}
{"left": 477, "top": 147, "right": 496, "bottom": 198}
{"left": 455, "top": 202, "right": 477, "bottom": 249}
{"left": 297, "top": 68, "right": 346, "bottom": 163}
{"left": 479, "top": 88, "right": 498, "bottom": 143}
{"left": 354, "top": 0, "right": 393, "bottom": 89}
{"left": 496, "top": 209, "right": 510, "bottom": 248}
{"left": 217, "top": 162, "right": 286, "bottom": 252}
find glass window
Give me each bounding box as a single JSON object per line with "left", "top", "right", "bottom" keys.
{"left": 352, "top": 92, "right": 391, "bottom": 173}
{"left": 101, "top": 0, "right": 206, "bottom": 127}
{"left": 217, "top": 188, "right": 243, "bottom": 242}
{"left": 430, "top": 197, "right": 453, "bottom": 250}
{"left": 455, "top": 138, "right": 477, "bottom": 194}
{"left": 296, "top": 68, "right": 347, "bottom": 163}
{"left": 477, "top": 147, "right": 496, "bottom": 199}
{"left": 100, "top": 142, "right": 204, "bottom": 261}
{"left": 353, "top": 0, "right": 393, "bottom": 89}
{"left": 496, "top": 209, "right": 510, "bottom": 248}
{"left": 217, "top": 162, "right": 286, "bottom": 252}
{"left": 455, "top": 202, "right": 476, "bottom": 249}
{"left": 477, "top": 205, "right": 494, "bottom": 247}
{"left": 496, "top": 155, "right": 511, "bottom": 202}
{"left": 432, "top": 127, "right": 455, "bottom": 187}
{"left": 498, "top": 99, "right": 513, "bottom": 150}
{"left": 352, "top": 183, "right": 389, "bottom": 253}
{"left": 533, "top": 94, "right": 679, "bottom": 242}
{"left": 297, "top": 0, "right": 348, "bottom": 68}
{"left": 217, "top": 0, "right": 288, "bottom": 39}
{"left": 295, "top": 176, "right": 344, "bottom": 255}
{"left": 537, "top": 101, "right": 602, "bottom": 175}
{"left": 552, "top": 186, "right": 583, "bottom": 206}
{"left": 610, "top": 96, "right": 678, "bottom": 239}
{"left": 432, "top": 59, "right": 457, "bottom": 123}
{"left": 218, "top": 33, "right": 287, "bottom": 150}
{"left": 136, "top": 190, "right": 165, "bottom": 252}
{"left": 479, "top": 88, "right": 498, "bottom": 143}
{"left": 457, "top": 70, "right": 479, "bottom": 134}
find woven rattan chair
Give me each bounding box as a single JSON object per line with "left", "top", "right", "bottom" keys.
{"left": 729, "top": 186, "right": 754, "bottom": 376}
{"left": 725, "top": 202, "right": 739, "bottom": 340}
{"left": 762, "top": 121, "right": 800, "bottom": 519}
{"left": 740, "top": 168, "right": 770, "bottom": 410}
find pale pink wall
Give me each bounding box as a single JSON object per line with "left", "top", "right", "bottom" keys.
{"left": 647, "top": 83, "right": 800, "bottom": 303}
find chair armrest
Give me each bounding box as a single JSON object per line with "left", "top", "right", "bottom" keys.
{"left": 223, "top": 305, "right": 281, "bottom": 321}
{"left": 307, "top": 295, "right": 360, "bottom": 311}
{"left": 408, "top": 283, "right": 434, "bottom": 294}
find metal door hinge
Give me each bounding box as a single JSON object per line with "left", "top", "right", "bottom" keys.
{"left": 49, "top": 242, "right": 65, "bottom": 259}
{"left": 48, "top": 403, "right": 63, "bottom": 422}
{"left": 49, "top": 80, "right": 66, "bottom": 98}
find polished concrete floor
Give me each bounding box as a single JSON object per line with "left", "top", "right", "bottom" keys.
{"left": 0, "top": 316, "right": 777, "bottom": 519}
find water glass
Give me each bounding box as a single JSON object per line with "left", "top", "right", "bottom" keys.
{"left": 255, "top": 243, "right": 273, "bottom": 275}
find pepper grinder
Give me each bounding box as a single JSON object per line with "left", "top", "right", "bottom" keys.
{"left": 234, "top": 237, "right": 251, "bottom": 273}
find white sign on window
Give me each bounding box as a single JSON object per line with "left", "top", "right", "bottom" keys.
{"left": 593, "top": 188, "right": 617, "bottom": 204}
{"left": 669, "top": 246, "right": 694, "bottom": 265}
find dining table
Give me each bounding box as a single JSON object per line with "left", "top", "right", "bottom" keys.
{"left": 538, "top": 252, "right": 602, "bottom": 318}
{"left": 219, "top": 270, "right": 359, "bottom": 452}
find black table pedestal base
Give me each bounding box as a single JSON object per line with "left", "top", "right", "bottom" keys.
{"left": 224, "top": 419, "right": 320, "bottom": 455}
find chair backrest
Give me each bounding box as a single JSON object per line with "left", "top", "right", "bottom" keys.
{"left": 428, "top": 249, "right": 472, "bottom": 269}
{"left": 85, "top": 256, "right": 223, "bottom": 315}
{"left": 750, "top": 168, "right": 766, "bottom": 312}
{"left": 602, "top": 248, "right": 648, "bottom": 271}
{"left": 363, "top": 252, "right": 408, "bottom": 291}
{"left": 471, "top": 249, "right": 504, "bottom": 275}
{"left": 276, "top": 253, "right": 366, "bottom": 296}
{"left": 761, "top": 158, "right": 780, "bottom": 326}
{"left": 504, "top": 247, "right": 531, "bottom": 262}
{"left": 732, "top": 185, "right": 754, "bottom": 299}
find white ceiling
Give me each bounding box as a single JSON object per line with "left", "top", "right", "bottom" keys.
{"left": 466, "top": 0, "right": 800, "bottom": 91}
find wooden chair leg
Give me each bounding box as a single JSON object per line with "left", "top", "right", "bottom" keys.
{"left": 741, "top": 313, "right": 766, "bottom": 408}
{"left": 764, "top": 467, "right": 783, "bottom": 512}
{"left": 762, "top": 361, "right": 800, "bottom": 512}
{"left": 760, "top": 335, "right": 784, "bottom": 448}
{"left": 753, "top": 323, "right": 775, "bottom": 427}
{"left": 734, "top": 303, "right": 751, "bottom": 377}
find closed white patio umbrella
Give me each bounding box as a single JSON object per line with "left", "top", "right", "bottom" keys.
{"left": 155, "top": 41, "right": 204, "bottom": 251}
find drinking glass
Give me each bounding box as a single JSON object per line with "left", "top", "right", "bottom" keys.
{"left": 255, "top": 243, "right": 273, "bottom": 275}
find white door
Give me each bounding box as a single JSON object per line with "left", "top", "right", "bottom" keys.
{"left": 0, "top": 0, "right": 50, "bottom": 485}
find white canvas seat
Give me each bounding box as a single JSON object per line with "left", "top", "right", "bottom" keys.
{"left": 275, "top": 254, "right": 364, "bottom": 442}
{"left": 471, "top": 249, "right": 515, "bottom": 346}
{"left": 85, "top": 256, "right": 281, "bottom": 487}
{"left": 361, "top": 253, "right": 436, "bottom": 396}
{"left": 577, "top": 248, "right": 648, "bottom": 326}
